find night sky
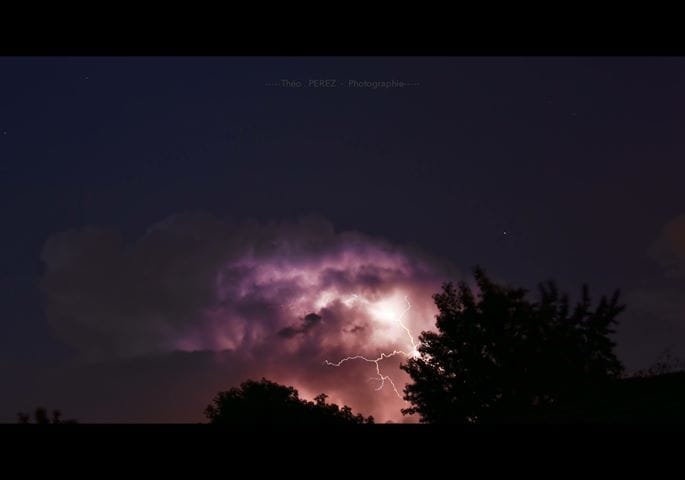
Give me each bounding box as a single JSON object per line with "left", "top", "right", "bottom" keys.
{"left": 2, "top": 57, "right": 685, "bottom": 423}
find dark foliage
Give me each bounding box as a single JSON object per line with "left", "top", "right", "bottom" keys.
{"left": 205, "top": 378, "right": 374, "bottom": 425}
{"left": 401, "top": 267, "right": 625, "bottom": 423}
{"left": 17, "top": 407, "right": 78, "bottom": 424}
{"left": 634, "top": 348, "right": 685, "bottom": 377}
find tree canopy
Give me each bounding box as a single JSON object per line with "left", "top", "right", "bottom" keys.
{"left": 205, "top": 378, "right": 374, "bottom": 425}
{"left": 401, "top": 267, "right": 625, "bottom": 423}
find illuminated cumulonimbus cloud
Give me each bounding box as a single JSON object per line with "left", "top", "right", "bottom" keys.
{"left": 40, "top": 213, "right": 451, "bottom": 422}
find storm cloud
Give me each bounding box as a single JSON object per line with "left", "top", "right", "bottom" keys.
{"left": 39, "top": 213, "right": 452, "bottom": 422}
{"left": 617, "top": 214, "right": 685, "bottom": 371}
{"left": 649, "top": 214, "right": 685, "bottom": 277}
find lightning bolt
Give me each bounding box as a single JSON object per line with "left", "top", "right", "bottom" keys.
{"left": 324, "top": 295, "right": 420, "bottom": 399}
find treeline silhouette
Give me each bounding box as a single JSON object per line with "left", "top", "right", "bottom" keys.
{"left": 16, "top": 267, "right": 685, "bottom": 425}
{"left": 401, "top": 267, "right": 685, "bottom": 423}
{"left": 205, "top": 378, "right": 374, "bottom": 425}
{"left": 17, "top": 408, "right": 77, "bottom": 424}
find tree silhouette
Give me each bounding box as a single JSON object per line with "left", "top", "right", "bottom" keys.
{"left": 17, "top": 407, "right": 78, "bottom": 424}
{"left": 633, "top": 348, "right": 685, "bottom": 378}
{"left": 401, "top": 267, "right": 625, "bottom": 423}
{"left": 205, "top": 378, "right": 374, "bottom": 425}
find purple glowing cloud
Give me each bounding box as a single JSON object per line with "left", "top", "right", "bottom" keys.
{"left": 40, "top": 213, "right": 454, "bottom": 422}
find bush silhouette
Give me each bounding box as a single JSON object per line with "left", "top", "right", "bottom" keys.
{"left": 401, "top": 266, "right": 625, "bottom": 423}
{"left": 205, "top": 378, "right": 374, "bottom": 425}
{"left": 17, "top": 407, "right": 77, "bottom": 424}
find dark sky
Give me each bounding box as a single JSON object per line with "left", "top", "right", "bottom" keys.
{"left": 2, "top": 57, "right": 685, "bottom": 422}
